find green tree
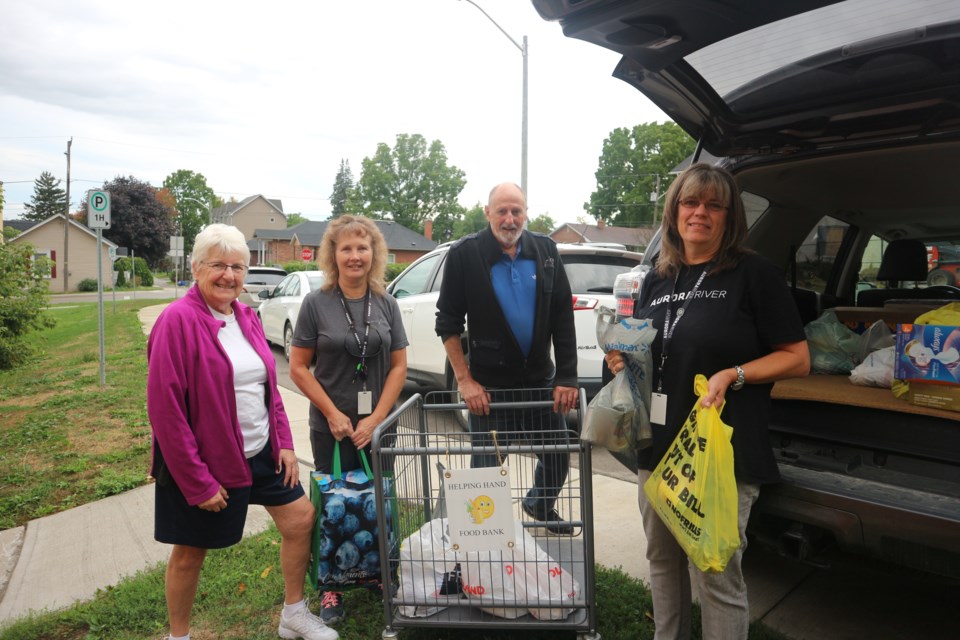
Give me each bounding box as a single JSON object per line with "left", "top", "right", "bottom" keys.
{"left": 330, "top": 159, "right": 354, "bottom": 217}
{"left": 454, "top": 204, "right": 487, "bottom": 239}
{"left": 528, "top": 213, "right": 557, "bottom": 234}
{"left": 80, "top": 176, "right": 176, "bottom": 267}
{"left": 586, "top": 122, "right": 696, "bottom": 227}
{"left": 0, "top": 242, "right": 55, "bottom": 369}
{"left": 286, "top": 213, "right": 308, "bottom": 227}
{"left": 162, "top": 170, "right": 216, "bottom": 254}
{"left": 352, "top": 134, "right": 466, "bottom": 234}
{"left": 23, "top": 171, "right": 68, "bottom": 222}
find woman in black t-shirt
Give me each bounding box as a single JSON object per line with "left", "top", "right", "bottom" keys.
{"left": 606, "top": 163, "right": 809, "bottom": 640}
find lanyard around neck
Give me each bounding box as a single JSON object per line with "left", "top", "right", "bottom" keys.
{"left": 336, "top": 287, "right": 371, "bottom": 384}
{"left": 657, "top": 263, "right": 711, "bottom": 393}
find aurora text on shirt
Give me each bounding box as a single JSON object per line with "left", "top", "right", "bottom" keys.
{"left": 650, "top": 288, "right": 728, "bottom": 306}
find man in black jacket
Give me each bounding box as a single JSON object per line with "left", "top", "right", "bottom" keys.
{"left": 435, "top": 182, "right": 578, "bottom": 534}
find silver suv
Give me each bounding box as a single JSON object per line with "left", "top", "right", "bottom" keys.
{"left": 386, "top": 241, "right": 643, "bottom": 399}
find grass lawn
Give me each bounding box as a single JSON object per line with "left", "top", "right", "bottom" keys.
{"left": 0, "top": 523, "right": 791, "bottom": 640}
{"left": 0, "top": 300, "right": 160, "bottom": 530}
{"left": 0, "top": 299, "right": 792, "bottom": 640}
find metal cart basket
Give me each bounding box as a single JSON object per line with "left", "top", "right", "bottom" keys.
{"left": 371, "top": 388, "right": 599, "bottom": 640}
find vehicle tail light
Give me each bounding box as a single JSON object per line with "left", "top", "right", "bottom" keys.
{"left": 572, "top": 295, "right": 598, "bottom": 310}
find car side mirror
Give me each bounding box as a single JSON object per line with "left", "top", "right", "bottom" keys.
{"left": 258, "top": 289, "right": 270, "bottom": 299}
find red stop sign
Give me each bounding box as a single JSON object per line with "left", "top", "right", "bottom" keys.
{"left": 301, "top": 248, "right": 313, "bottom": 261}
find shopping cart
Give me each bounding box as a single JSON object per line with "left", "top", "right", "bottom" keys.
{"left": 371, "top": 388, "right": 600, "bottom": 640}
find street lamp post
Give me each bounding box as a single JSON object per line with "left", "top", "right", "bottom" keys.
{"left": 180, "top": 196, "right": 213, "bottom": 225}
{"left": 459, "top": 0, "right": 528, "bottom": 198}
{"left": 176, "top": 195, "right": 213, "bottom": 279}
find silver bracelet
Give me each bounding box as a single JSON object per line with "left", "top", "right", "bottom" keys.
{"left": 732, "top": 365, "right": 745, "bottom": 391}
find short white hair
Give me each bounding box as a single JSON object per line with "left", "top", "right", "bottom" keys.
{"left": 191, "top": 224, "right": 250, "bottom": 268}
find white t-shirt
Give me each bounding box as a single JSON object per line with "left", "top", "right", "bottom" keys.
{"left": 210, "top": 307, "right": 270, "bottom": 458}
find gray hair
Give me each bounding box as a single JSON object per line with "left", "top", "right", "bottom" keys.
{"left": 191, "top": 224, "right": 250, "bottom": 268}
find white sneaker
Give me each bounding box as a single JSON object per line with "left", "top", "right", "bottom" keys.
{"left": 278, "top": 606, "right": 339, "bottom": 640}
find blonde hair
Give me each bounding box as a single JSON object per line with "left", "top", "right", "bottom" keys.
{"left": 318, "top": 215, "right": 388, "bottom": 294}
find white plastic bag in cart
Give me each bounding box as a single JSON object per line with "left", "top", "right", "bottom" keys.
{"left": 397, "top": 518, "right": 463, "bottom": 617}
{"left": 460, "top": 520, "right": 581, "bottom": 620}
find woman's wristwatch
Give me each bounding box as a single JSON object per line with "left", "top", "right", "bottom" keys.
{"left": 731, "top": 365, "right": 745, "bottom": 391}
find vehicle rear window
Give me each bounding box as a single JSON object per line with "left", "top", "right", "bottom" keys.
{"left": 562, "top": 255, "right": 642, "bottom": 294}
{"left": 246, "top": 272, "right": 287, "bottom": 285}
{"left": 685, "top": 0, "right": 960, "bottom": 99}
{"left": 795, "top": 215, "right": 851, "bottom": 294}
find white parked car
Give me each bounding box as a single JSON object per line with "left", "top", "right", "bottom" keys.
{"left": 386, "top": 241, "right": 643, "bottom": 399}
{"left": 257, "top": 270, "right": 324, "bottom": 360}
{"left": 238, "top": 266, "right": 287, "bottom": 309}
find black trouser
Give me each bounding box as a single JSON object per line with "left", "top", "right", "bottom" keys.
{"left": 468, "top": 386, "right": 570, "bottom": 515}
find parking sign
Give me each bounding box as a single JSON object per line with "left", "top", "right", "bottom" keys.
{"left": 88, "top": 191, "right": 111, "bottom": 229}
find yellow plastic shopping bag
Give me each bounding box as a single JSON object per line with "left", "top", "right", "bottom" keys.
{"left": 642, "top": 374, "right": 739, "bottom": 572}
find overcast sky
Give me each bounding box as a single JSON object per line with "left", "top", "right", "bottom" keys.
{"left": 0, "top": 0, "right": 669, "bottom": 226}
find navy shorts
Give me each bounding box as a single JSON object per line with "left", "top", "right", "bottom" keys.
{"left": 154, "top": 440, "right": 305, "bottom": 549}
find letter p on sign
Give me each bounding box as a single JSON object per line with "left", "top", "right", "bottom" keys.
{"left": 88, "top": 190, "right": 111, "bottom": 229}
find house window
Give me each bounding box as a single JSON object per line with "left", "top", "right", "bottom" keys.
{"left": 387, "top": 253, "right": 396, "bottom": 264}
{"left": 270, "top": 216, "right": 276, "bottom": 224}
{"left": 33, "top": 249, "right": 55, "bottom": 278}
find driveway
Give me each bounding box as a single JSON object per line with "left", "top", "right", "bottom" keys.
{"left": 268, "top": 341, "right": 957, "bottom": 639}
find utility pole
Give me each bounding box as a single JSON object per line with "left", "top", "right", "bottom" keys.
{"left": 64, "top": 137, "right": 72, "bottom": 292}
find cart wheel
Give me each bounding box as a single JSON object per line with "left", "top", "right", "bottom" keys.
{"left": 382, "top": 628, "right": 400, "bottom": 640}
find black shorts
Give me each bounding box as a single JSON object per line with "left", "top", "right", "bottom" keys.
{"left": 154, "top": 441, "right": 305, "bottom": 549}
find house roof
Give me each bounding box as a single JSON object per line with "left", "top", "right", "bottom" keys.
{"left": 256, "top": 220, "right": 437, "bottom": 252}
{"left": 3, "top": 218, "right": 38, "bottom": 233}
{"left": 552, "top": 223, "right": 657, "bottom": 247}
{"left": 210, "top": 194, "right": 284, "bottom": 219}
{"left": 10, "top": 214, "right": 118, "bottom": 248}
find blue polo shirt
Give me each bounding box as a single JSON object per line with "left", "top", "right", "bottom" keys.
{"left": 490, "top": 240, "right": 536, "bottom": 356}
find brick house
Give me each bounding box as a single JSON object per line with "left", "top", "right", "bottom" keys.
{"left": 550, "top": 219, "right": 656, "bottom": 254}
{"left": 251, "top": 220, "right": 436, "bottom": 267}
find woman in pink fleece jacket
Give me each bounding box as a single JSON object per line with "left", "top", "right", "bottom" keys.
{"left": 147, "top": 224, "right": 336, "bottom": 640}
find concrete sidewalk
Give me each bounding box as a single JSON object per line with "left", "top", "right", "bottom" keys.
{"left": 0, "top": 304, "right": 646, "bottom": 626}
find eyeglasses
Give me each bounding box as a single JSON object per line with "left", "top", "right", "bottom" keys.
{"left": 678, "top": 198, "right": 727, "bottom": 213}
{"left": 203, "top": 262, "right": 248, "bottom": 275}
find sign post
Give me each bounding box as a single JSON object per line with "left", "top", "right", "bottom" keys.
{"left": 108, "top": 246, "right": 117, "bottom": 314}
{"left": 170, "top": 236, "right": 184, "bottom": 299}
{"left": 88, "top": 190, "right": 111, "bottom": 390}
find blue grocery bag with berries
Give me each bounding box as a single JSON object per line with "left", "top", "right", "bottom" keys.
{"left": 309, "top": 442, "right": 396, "bottom": 591}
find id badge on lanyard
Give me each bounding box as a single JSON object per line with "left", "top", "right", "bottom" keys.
{"left": 338, "top": 287, "right": 374, "bottom": 416}
{"left": 653, "top": 264, "right": 711, "bottom": 425}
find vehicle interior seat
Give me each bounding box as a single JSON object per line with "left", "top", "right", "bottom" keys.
{"left": 857, "top": 239, "right": 960, "bottom": 306}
